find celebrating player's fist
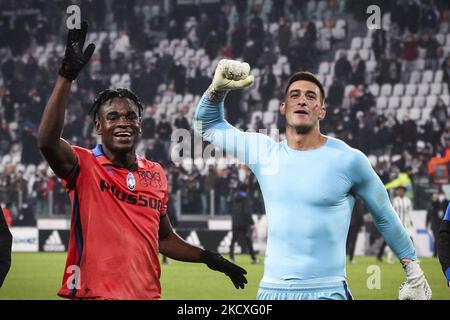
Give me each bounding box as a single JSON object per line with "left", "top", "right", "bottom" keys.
{"left": 398, "top": 261, "right": 432, "bottom": 300}
{"left": 211, "top": 59, "right": 254, "bottom": 91}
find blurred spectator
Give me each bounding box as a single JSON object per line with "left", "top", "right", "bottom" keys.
{"left": 156, "top": 114, "right": 173, "bottom": 153}
{"left": 141, "top": 106, "right": 156, "bottom": 140}
{"left": 259, "top": 65, "right": 277, "bottom": 110}
{"left": 431, "top": 98, "right": 448, "bottom": 131}
{"left": 351, "top": 53, "right": 366, "bottom": 86}
{"left": 372, "top": 29, "right": 387, "bottom": 61}
{"left": 418, "top": 32, "right": 442, "bottom": 71}
{"left": 326, "top": 78, "right": 344, "bottom": 108}
{"left": 174, "top": 111, "right": 190, "bottom": 131}
{"left": 334, "top": 51, "right": 352, "bottom": 84}
{"left": 427, "top": 191, "right": 447, "bottom": 257}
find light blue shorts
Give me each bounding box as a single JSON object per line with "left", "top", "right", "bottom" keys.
{"left": 256, "top": 281, "right": 353, "bottom": 300}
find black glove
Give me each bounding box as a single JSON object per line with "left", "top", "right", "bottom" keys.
{"left": 59, "top": 20, "right": 95, "bottom": 81}
{"left": 201, "top": 250, "right": 248, "bottom": 289}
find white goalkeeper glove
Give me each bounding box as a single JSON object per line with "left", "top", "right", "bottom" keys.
{"left": 398, "top": 260, "right": 432, "bottom": 300}
{"left": 211, "top": 59, "right": 254, "bottom": 92}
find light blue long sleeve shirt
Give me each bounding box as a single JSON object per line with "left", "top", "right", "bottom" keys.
{"left": 194, "top": 95, "right": 416, "bottom": 284}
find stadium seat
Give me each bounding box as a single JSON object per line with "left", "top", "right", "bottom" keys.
{"left": 382, "top": 12, "right": 391, "bottom": 30}
{"left": 182, "top": 94, "right": 194, "bottom": 105}
{"left": 366, "top": 60, "right": 377, "bottom": 73}
{"left": 121, "top": 74, "right": 131, "bottom": 88}
{"left": 440, "top": 94, "right": 450, "bottom": 106}
{"left": 436, "top": 34, "right": 445, "bottom": 46}
{"left": 409, "top": 108, "right": 421, "bottom": 121}
{"left": 413, "top": 96, "right": 425, "bottom": 109}
{"left": 376, "top": 96, "right": 388, "bottom": 109}
{"left": 446, "top": 34, "right": 450, "bottom": 46}
{"left": 380, "top": 84, "right": 392, "bottom": 97}
{"left": 388, "top": 96, "right": 400, "bottom": 109}
{"left": 324, "top": 74, "right": 333, "bottom": 88}
{"left": 363, "top": 37, "right": 372, "bottom": 49}
{"left": 173, "top": 94, "right": 183, "bottom": 105}
{"left": 430, "top": 83, "right": 443, "bottom": 96}
{"left": 396, "top": 108, "right": 408, "bottom": 121}
{"left": 331, "top": 27, "right": 346, "bottom": 40}
{"left": 268, "top": 99, "right": 280, "bottom": 112}
{"left": 422, "top": 70, "right": 433, "bottom": 83}
{"left": 351, "top": 37, "right": 362, "bottom": 50}
{"left": 405, "top": 84, "right": 417, "bottom": 96}
{"left": 291, "top": 21, "right": 301, "bottom": 35}
{"left": 392, "top": 83, "right": 404, "bottom": 97}
{"left": 263, "top": 111, "right": 275, "bottom": 125}
{"left": 251, "top": 111, "right": 263, "bottom": 125}
{"left": 409, "top": 71, "right": 421, "bottom": 84}
{"left": 421, "top": 107, "right": 432, "bottom": 121}
{"left": 417, "top": 83, "right": 429, "bottom": 96}
{"left": 400, "top": 96, "right": 413, "bottom": 109}
{"left": 344, "top": 85, "right": 355, "bottom": 97}
{"left": 425, "top": 95, "right": 438, "bottom": 109}
{"left": 269, "top": 22, "right": 279, "bottom": 35}
{"left": 318, "top": 62, "right": 330, "bottom": 75}
{"left": 434, "top": 70, "right": 444, "bottom": 83}
{"left": 358, "top": 49, "right": 370, "bottom": 61}
{"left": 369, "top": 83, "right": 380, "bottom": 96}
{"left": 415, "top": 59, "right": 426, "bottom": 71}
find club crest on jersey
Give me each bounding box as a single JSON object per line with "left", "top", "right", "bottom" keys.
{"left": 126, "top": 172, "right": 136, "bottom": 191}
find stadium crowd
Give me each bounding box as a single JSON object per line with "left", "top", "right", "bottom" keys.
{"left": 0, "top": 0, "right": 449, "bottom": 224}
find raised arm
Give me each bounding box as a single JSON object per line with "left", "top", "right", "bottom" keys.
{"left": 37, "top": 21, "right": 95, "bottom": 179}
{"left": 350, "top": 150, "right": 431, "bottom": 300}
{"left": 193, "top": 59, "right": 276, "bottom": 167}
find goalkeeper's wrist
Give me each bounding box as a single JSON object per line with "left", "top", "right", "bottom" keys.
{"left": 206, "top": 84, "right": 229, "bottom": 102}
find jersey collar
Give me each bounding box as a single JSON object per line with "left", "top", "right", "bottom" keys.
{"left": 92, "top": 144, "right": 145, "bottom": 170}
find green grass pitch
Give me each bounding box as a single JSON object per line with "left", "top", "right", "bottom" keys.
{"left": 0, "top": 253, "right": 448, "bottom": 300}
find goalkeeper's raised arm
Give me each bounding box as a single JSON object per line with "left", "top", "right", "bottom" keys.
{"left": 193, "top": 59, "right": 274, "bottom": 165}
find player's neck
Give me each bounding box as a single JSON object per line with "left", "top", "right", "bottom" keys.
{"left": 102, "top": 146, "right": 137, "bottom": 170}
{"left": 285, "top": 126, "right": 327, "bottom": 151}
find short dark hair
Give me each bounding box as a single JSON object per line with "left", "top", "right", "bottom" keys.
{"left": 89, "top": 88, "right": 143, "bottom": 121}
{"left": 284, "top": 71, "right": 325, "bottom": 104}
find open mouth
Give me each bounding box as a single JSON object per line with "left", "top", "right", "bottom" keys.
{"left": 294, "top": 110, "right": 309, "bottom": 115}
{"left": 113, "top": 131, "right": 134, "bottom": 142}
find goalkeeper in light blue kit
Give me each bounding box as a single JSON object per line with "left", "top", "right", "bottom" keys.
{"left": 193, "top": 60, "right": 432, "bottom": 300}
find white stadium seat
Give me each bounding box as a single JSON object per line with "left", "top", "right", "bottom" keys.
{"left": 409, "top": 108, "right": 421, "bottom": 121}
{"left": 430, "top": 83, "right": 443, "bottom": 96}
{"left": 400, "top": 96, "right": 413, "bottom": 109}
{"left": 405, "top": 84, "right": 417, "bottom": 96}
{"left": 351, "top": 37, "right": 362, "bottom": 50}
{"left": 422, "top": 107, "right": 432, "bottom": 121}
{"left": 363, "top": 37, "right": 372, "bottom": 49}
{"left": 388, "top": 96, "right": 400, "bottom": 109}
{"left": 417, "top": 83, "right": 429, "bottom": 96}
{"left": 425, "top": 95, "right": 438, "bottom": 109}
{"left": 413, "top": 96, "right": 425, "bottom": 109}
{"left": 396, "top": 108, "right": 408, "bottom": 121}
{"left": 409, "top": 71, "right": 421, "bottom": 83}
{"left": 318, "top": 62, "right": 330, "bottom": 75}
{"left": 376, "top": 96, "right": 388, "bottom": 109}
{"left": 392, "top": 83, "right": 404, "bottom": 97}
{"left": 440, "top": 94, "right": 450, "bottom": 106}
{"left": 422, "top": 70, "right": 434, "bottom": 83}
{"left": 369, "top": 83, "right": 380, "bottom": 96}
{"left": 434, "top": 70, "right": 444, "bottom": 83}
{"left": 366, "top": 60, "right": 377, "bottom": 73}
{"left": 380, "top": 84, "right": 392, "bottom": 97}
